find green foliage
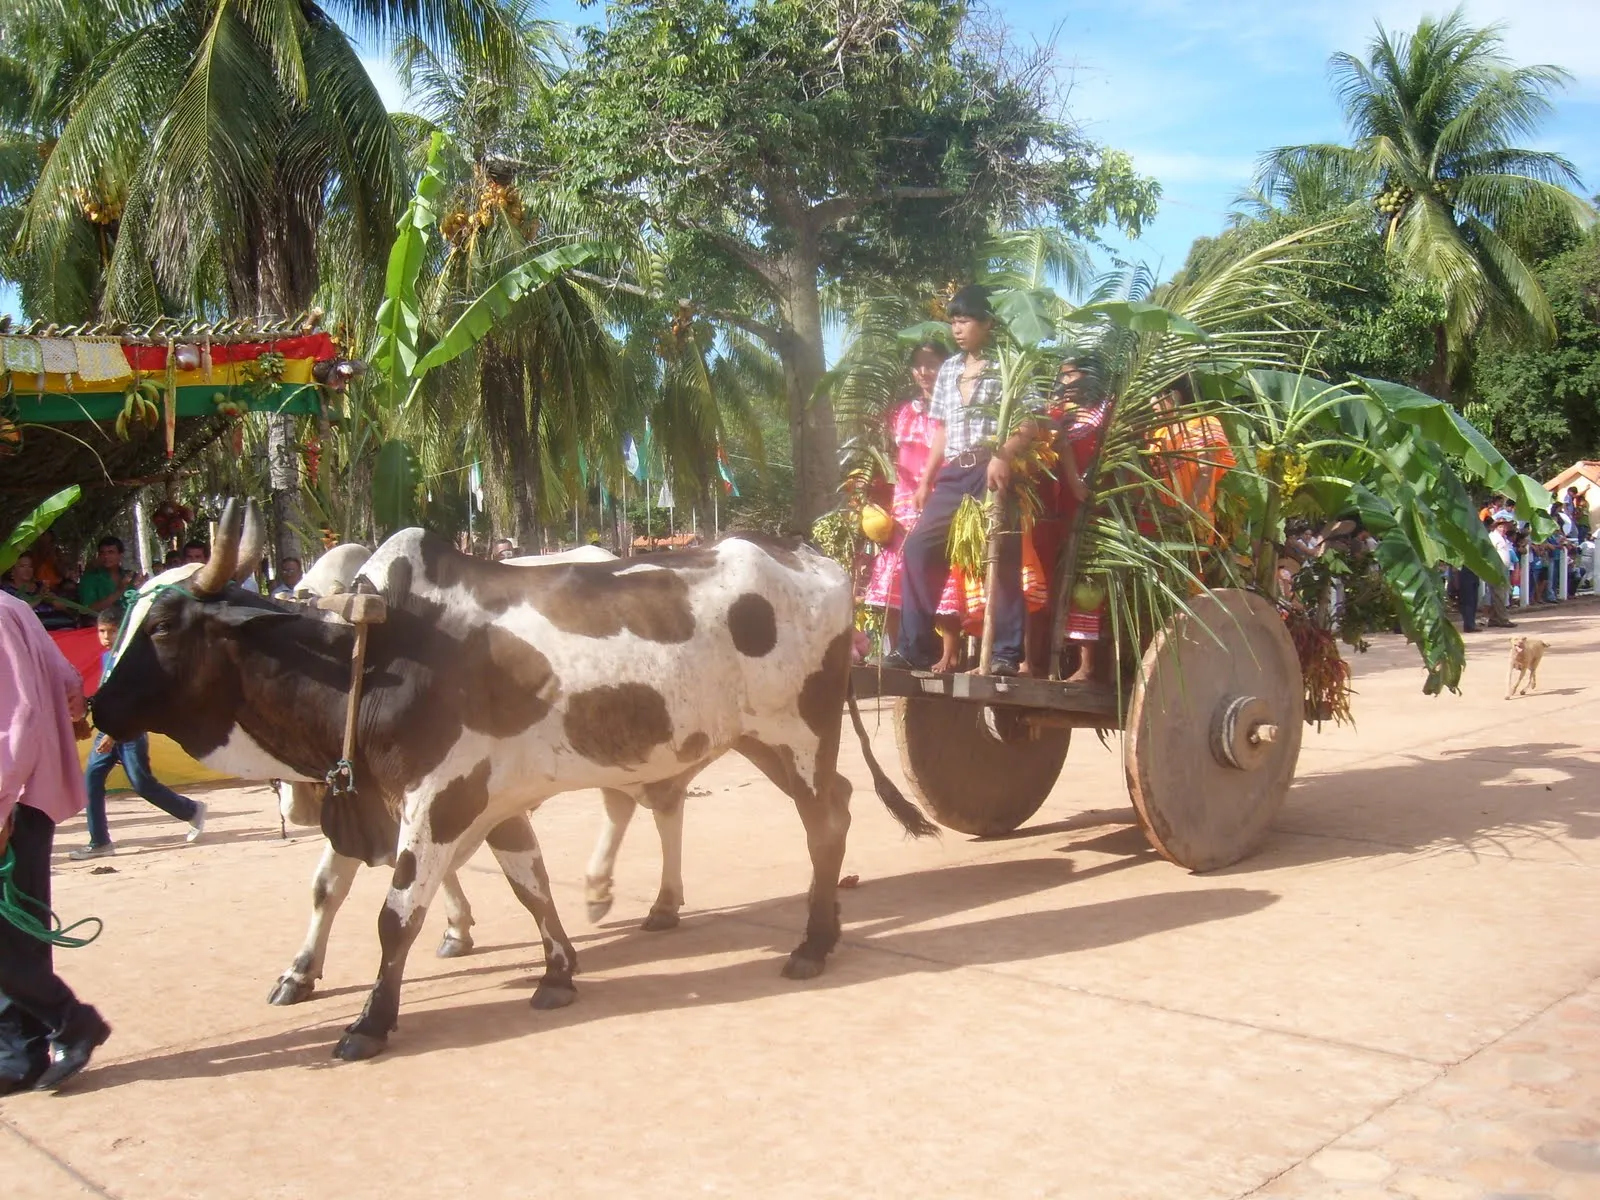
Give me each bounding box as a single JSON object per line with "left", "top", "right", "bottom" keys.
{"left": 1260, "top": 6, "right": 1592, "bottom": 394}
{"left": 1466, "top": 227, "right": 1600, "bottom": 475}
{"left": 551, "top": 0, "right": 1159, "bottom": 522}
{"left": 1222, "top": 369, "right": 1551, "bottom": 693}
{"left": 372, "top": 439, "right": 422, "bottom": 535}
{"left": 0, "top": 486, "right": 81, "bottom": 574}
{"left": 1182, "top": 213, "right": 1447, "bottom": 386}
{"left": 371, "top": 132, "right": 450, "bottom": 406}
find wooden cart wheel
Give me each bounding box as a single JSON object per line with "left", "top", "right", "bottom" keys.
{"left": 1125, "top": 588, "right": 1303, "bottom": 872}
{"left": 894, "top": 697, "right": 1070, "bottom": 836}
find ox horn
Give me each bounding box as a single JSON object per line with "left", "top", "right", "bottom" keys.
{"left": 233, "top": 500, "right": 266, "bottom": 586}
{"left": 192, "top": 500, "right": 241, "bottom": 597}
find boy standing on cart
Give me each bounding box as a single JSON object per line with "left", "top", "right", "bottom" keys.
{"left": 885, "top": 285, "right": 1036, "bottom": 676}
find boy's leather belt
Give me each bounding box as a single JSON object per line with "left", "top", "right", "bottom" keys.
{"left": 948, "top": 448, "right": 991, "bottom": 470}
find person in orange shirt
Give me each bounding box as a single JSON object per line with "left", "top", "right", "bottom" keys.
{"left": 1150, "top": 377, "right": 1236, "bottom": 540}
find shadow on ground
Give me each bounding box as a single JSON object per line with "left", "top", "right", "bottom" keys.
{"left": 72, "top": 853, "right": 1276, "bottom": 1088}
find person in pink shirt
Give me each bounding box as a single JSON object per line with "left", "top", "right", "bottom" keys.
{"left": 0, "top": 589, "right": 111, "bottom": 1092}
{"left": 860, "top": 341, "right": 965, "bottom": 670}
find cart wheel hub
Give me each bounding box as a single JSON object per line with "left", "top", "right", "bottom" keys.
{"left": 1211, "top": 695, "right": 1276, "bottom": 771}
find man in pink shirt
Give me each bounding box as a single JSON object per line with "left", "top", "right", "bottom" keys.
{"left": 0, "top": 589, "right": 111, "bottom": 1091}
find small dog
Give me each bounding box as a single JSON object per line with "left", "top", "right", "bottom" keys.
{"left": 1507, "top": 635, "right": 1548, "bottom": 698}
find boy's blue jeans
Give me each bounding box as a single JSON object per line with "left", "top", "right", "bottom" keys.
{"left": 84, "top": 735, "right": 198, "bottom": 847}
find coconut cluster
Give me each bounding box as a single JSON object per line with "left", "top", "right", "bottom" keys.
{"left": 1375, "top": 185, "right": 1411, "bottom": 216}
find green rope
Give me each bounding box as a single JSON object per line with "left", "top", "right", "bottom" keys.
{"left": 0, "top": 846, "right": 103, "bottom": 947}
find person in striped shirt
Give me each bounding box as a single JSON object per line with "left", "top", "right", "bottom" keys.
{"left": 884, "top": 285, "right": 1036, "bottom": 676}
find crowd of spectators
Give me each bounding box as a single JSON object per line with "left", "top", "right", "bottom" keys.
{"left": 1453, "top": 487, "right": 1592, "bottom": 633}
{"left": 1, "top": 530, "right": 300, "bottom": 630}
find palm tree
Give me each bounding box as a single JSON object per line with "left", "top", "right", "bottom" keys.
{"left": 9, "top": 0, "right": 522, "bottom": 556}
{"left": 1261, "top": 6, "right": 1590, "bottom": 399}
{"left": 393, "top": 35, "right": 766, "bottom": 548}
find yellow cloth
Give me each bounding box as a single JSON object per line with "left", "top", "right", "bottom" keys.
{"left": 36, "top": 338, "right": 78, "bottom": 376}
{"left": 71, "top": 338, "right": 133, "bottom": 382}
{"left": 75, "top": 734, "right": 231, "bottom": 789}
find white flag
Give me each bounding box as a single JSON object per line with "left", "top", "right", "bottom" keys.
{"left": 658, "top": 480, "right": 674, "bottom": 510}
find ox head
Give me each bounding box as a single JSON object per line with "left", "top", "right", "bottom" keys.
{"left": 91, "top": 499, "right": 297, "bottom": 747}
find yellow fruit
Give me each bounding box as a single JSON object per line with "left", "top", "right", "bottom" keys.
{"left": 860, "top": 503, "right": 894, "bottom": 545}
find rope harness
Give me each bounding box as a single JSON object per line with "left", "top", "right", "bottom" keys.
{"left": 310, "top": 591, "right": 387, "bottom": 796}
{"left": 0, "top": 843, "right": 103, "bottom": 947}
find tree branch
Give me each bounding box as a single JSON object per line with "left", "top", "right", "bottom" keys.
{"left": 703, "top": 227, "right": 786, "bottom": 291}
{"left": 705, "top": 307, "right": 786, "bottom": 350}
{"left": 809, "top": 186, "right": 958, "bottom": 228}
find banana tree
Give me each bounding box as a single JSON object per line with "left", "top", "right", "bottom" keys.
{"left": 359, "top": 133, "right": 607, "bottom": 536}
{"left": 1217, "top": 368, "right": 1551, "bottom": 693}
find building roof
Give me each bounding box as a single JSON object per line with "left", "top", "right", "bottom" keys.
{"left": 1544, "top": 461, "right": 1600, "bottom": 492}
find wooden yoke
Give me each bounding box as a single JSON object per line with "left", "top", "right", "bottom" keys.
{"left": 314, "top": 593, "right": 387, "bottom": 792}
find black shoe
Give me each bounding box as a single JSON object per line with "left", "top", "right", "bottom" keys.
{"left": 1462, "top": 626, "right": 1479, "bottom": 633}
{"left": 880, "top": 651, "right": 928, "bottom": 672}
{"left": 988, "top": 659, "right": 1020, "bottom": 677}
{"left": 1489, "top": 619, "right": 1517, "bottom": 628}
{"left": 34, "top": 1004, "right": 110, "bottom": 1092}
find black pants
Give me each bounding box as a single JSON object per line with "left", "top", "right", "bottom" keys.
{"left": 0, "top": 804, "right": 80, "bottom": 1034}
{"left": 896, "top": 461, "right": 1024, "bottom": 667}
{"left": 1457, "top": 567, "right": 1479, "bottom": 631}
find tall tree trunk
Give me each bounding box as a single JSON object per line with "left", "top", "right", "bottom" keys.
{"left": 267, "top": 414, "right": 301, "bottom": 565}
{"left": 1427, "top": 323, "right": 1453, "bottom": 404}
{"left": 480, "top": 339, "right": 542, "bottom": 550}
{"left": 777, "top": 249, "right": 838, "bottom": 530}
{"left": 257, "top": 206, "right": 314, "bottom": 565}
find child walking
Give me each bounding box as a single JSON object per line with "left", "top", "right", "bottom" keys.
{"left": 68, "top": 608, "right": 207, "bottom": 859}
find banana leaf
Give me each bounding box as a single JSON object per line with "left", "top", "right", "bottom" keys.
{"left": 1063, "top": 300, "right": 1210, "bottom": 342}
{"left": 370, "top": 132, "right": 449, "bottom": 407}
{"left": 0, "top": 486, "right": 81, "bottom": 574}
{"left": 990, "top": 287, "right": 1057, "bottom": 349}
{"left": 1349, "top": 483, "right": 1464, "bottom": 694}
{"left": 408, "top": 242, "right": 603, "bottom": 388}
{"left": 372, "top": 439, "right": 421, "bottom": 534}
{"left": 1353, "top": 377, "right": 1553, "bottom": 529}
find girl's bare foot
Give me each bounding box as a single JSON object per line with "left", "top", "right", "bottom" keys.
{"left": 931, "top": 655, "right": 957, "bottom": 673}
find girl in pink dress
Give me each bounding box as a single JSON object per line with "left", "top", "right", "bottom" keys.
{"left": 862, "top": 342, "right": 964, "bottom": 669}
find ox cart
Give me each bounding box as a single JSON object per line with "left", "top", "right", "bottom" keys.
{"left": 851, "top": 585, "right": 1303, "bottom": 872}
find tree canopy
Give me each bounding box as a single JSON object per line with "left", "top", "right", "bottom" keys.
{"left": 551, "top": 0, "right": 1159, "bottom": 523}
{"left": 1262, "top": 5, "right": 1590, "bottom": 399}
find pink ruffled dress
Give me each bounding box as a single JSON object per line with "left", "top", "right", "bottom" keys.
{"left": 862, "top": 399, "right": 963, "bottom": 614}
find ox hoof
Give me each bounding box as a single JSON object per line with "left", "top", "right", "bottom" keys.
{"left": 435, "top": 932, "right": 474, "bottom": 959}
{"left": 332, "top": 1031, "right": 388, "bottom": 1061}
{"left": 530, "top": 982, "right": 578, "bottom": 1011}
{"left": 640, "top": 909, "right": 680, "bottom": 933}
{"left": 781, "top": 951, "right": 827, "bottom": 981}
{"left": 268, "top": 975, "right": 315, "bottom": 1006}
{"left": 586, "top": 898, "right": 614, "bottom": 924}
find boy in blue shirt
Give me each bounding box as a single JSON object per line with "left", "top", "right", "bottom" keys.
{"left": 67, "top": 608, "right": 207, "bottom": 860}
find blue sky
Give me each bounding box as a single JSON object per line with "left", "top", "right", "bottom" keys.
{"left": 5, "top": 1, "right": 1595, "bottom": 317}
{"left": 360, "top": 0, "right": 1599, "bottom": 282}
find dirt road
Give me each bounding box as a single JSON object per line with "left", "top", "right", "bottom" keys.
{"left": 3, "top": 608, "right": 1598, "bottom": 1199}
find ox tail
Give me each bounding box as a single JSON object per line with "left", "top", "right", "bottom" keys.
{"left": 846, "top": 688, "right": 940, "bottom": 839}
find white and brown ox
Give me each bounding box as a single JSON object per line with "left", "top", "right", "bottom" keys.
{"left": 92, "top": 502, "right": 933, "bottom": 1060}
{"left": 269, "top": 540, "right": 696, "bottom": 1008}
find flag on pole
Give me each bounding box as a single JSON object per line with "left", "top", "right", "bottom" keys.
{"left": 468, "top": 461, "right": 484, "bottom": 511}
{"left": 716, "top": 443, "right": 740, "bottom": 497}
{"left": 658, "top": 479, "right": 675, "bottom": 510}
{"left": 623, "top": 435, "right": 642, "bottom": 481}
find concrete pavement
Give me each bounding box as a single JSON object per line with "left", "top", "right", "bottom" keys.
{"left": 2, "top": 604, "right": 1597, "bottom": 1199}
